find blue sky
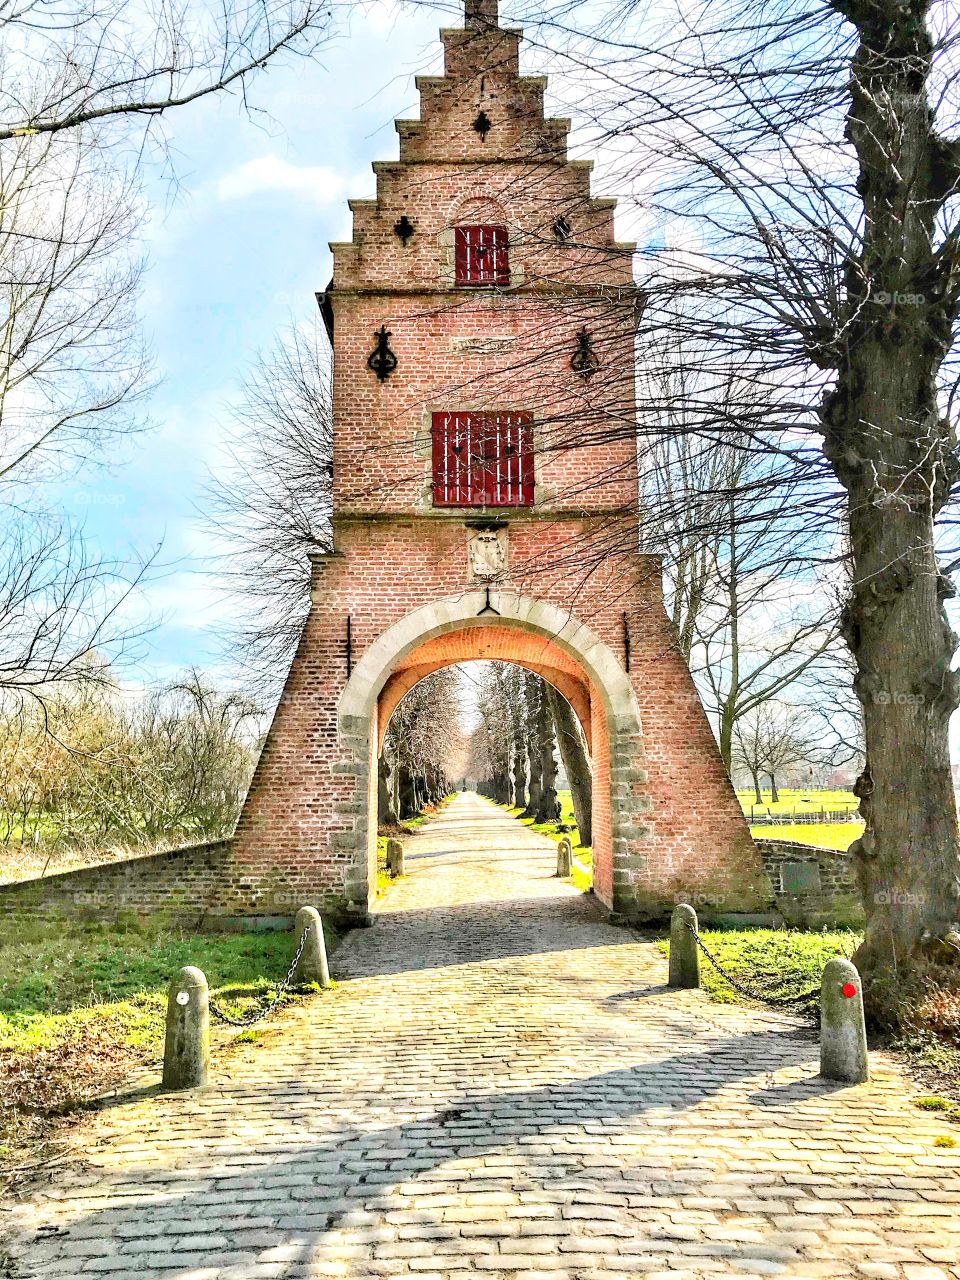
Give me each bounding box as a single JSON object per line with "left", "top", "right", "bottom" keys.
{"left": 59, "top": 1, "right": 456, "bottom": 689}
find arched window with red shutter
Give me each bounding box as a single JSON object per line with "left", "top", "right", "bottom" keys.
{"left": 454, "top": 226, "right": 510, "bottom": 286}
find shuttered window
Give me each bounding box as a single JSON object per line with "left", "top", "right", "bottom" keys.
{"left": 432, "top": 412, "right": 534, "bottom": 507}
{"left": 454, "top": 225, "right": 510, "bottom": 286}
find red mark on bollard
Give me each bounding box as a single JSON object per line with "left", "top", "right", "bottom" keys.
{"left": 842, "top": 982, "right": 857, "bottom": 998}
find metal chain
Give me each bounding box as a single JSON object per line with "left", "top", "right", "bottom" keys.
{"left": 208, "top": 926, "right": 311, "bottom": 1028}
{"left": 684, "top": 921, "right": 820, "bottom": 1017}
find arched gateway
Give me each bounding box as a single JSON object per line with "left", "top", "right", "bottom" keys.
{"left": 228, "top": 0, "right": 770, "bottom": 925}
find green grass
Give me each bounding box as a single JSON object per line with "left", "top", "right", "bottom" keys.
{"left": 504, "top": 790, "right": 589, "bottom": 850}
{"left": 913, "top": 1094, "right": 959, "bottom": 1113}
{"left": 0, "top": 915, "right": 334, "bottom": 1056}
{"left": 736, "top": 788, "right": 860, "bottom": 817}
{"left": 655, "top": 926, "right": 860, "bottom": 1006}
{"left": 749, "top": 821, "right": 864, "bottom": 851}
{"left": 0, "top": 913, "right": 339, "bottom": 1157}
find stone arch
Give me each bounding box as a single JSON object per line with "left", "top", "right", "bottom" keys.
{"left": 338, "top": 589, "right": 646, "bottom": 914}
{"left": 377, "top": 653, "right": 591, "bottom": 756}
{"left": 449, "top": 194, "right": 509, "bottom": 227}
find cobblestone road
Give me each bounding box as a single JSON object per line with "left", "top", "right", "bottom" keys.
{"left": 5, "top": 793, "right": 960, "bottom": 1279}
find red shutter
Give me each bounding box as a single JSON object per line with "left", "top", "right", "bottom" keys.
{"left": 432, "top": 412, "right": 533, "bottom": 507}
{"left": 454, "top": 226, "right": 510, "bottom": 285}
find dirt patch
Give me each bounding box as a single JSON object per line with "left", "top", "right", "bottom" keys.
{"left": 0, "top": 1031, "right": 151, "bottom": 1191}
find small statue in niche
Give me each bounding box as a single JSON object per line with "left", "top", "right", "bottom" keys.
{"left": 467, "top": 526, "right": 508, "bottom": 582}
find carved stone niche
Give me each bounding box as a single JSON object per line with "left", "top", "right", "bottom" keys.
{"left": 466, "top": 523, "right": 509, "bottom": 583}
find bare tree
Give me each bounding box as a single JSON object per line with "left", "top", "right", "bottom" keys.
{"left": 204, "top": 321, "right": 333, "bottom": 693}
{"left": 521, "top": 671, "right": 542, "bottom": 818}
{"left": 382, "top": 667, "right": 464, "bottom": 821}
{"left": 0, "top": 520, "right": 155, "bottom": 707}
{"left": 0, "top": 122, "right": 157, "bottom": 703}
{"left": 546, "top": 683, "right": 592, "bottom": 846}
{"left": 508, "top": 0, "right": 960, "bottom": 1019}
{"left": 0, "top": 0, "right": 341, "bottom": 708}
{"left": 0, "top": 0, "right": 338, "bottom": 142}
{"left": 0, "top": 665, "right": 260, "bottom": 869}
{"left": 470, "top": 665, "right": 513, "bottom": 804}
{"left": 732, "top": 702, "right": 832, "bottom": 805}
{"left": 471, "top": 662, "right": 583, "bottom": 832}
{"left": 0, "top": 128, "right": 150, "bottom": 489}
{"left": 644, "top": 423, "right": 841, "bottom": 770}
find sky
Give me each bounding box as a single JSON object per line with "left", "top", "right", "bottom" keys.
{"left": 55, "top": 0, "right": 462, "bottom": 690}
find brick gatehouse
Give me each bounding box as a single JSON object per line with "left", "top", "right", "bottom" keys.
{"left": 229, "top": 0, "right": 769, "bottom": 926}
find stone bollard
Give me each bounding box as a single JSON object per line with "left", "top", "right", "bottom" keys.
{"left": 668, "top": 904, "right": 701, "bottom": 989}
{"left": 820, "top": 957, "right": 869, "bottom": 1083}
{"left": 386, "top": 838, "right": 405, "bottom": 878}
{"left": 162, "top": 966, "right": 209, "bottom": 1090}
{"left": 556, "top": 837, "right": 572, "bottom": 877}
{"left": 292, "top": 905, "right": 331, "bottom": 988}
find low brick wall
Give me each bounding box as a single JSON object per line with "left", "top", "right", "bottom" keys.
{"left": 0, "top": 841, "right": 236, "bottom": 927}
{"left": 0, "top": 838, "right": 368, "bottom": 930}
{"left": 0, "top": 833, "right": 863, "bottom": 932}
{"left": 755, "top": 838, "right": 863, "bottom": 928}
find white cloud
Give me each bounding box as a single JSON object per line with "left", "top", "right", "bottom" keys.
{"left": 216, "top": 156, "right": 346, "bottom": 207}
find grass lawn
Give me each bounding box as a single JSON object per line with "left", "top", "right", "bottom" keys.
{"left": 655, "top": 925, "right": 859, "bottom": 1008}
{"left": 749, "top": 821, "right": 864, "bottom": 851}
{"left": 736, "top": 787, "right": 859, "bottom": 816}
{"left": 0, "top": 915, "right": 336, "bottom": 1168}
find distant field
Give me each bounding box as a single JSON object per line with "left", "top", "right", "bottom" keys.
{"left": 750, "top": 821, "right": 863, "bottom": 851}
{"left": 737, "top": 788, "right": 863, "bottom": 851}
{"left": 736, "top": 787, "right": 860, "bottom": 817}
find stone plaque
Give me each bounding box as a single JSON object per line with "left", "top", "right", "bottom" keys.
{"left": 450, "top": 336, "right": 516, "bottom": 355}
{"left": 780, "top": 861, "right": 821, "bottom": 894}
{"left": 467, "top": 526, "right": 508, "bottom": 582}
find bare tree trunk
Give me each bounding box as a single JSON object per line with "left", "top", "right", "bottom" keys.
{"left": 750, "top": 771, "right": 762, "bottom": 806}
{"left": 398, "top": 763, "right": 416, "bottom": 820}
{"left": 378, "top": 752, "right": 397, "bottom": 827}
{"left": 522, "top": 674, "right": 542, "bottom": 818}
{"left": 493, "top": 769, "right": 510, "bottom": 805}
{"left": 823, "top": 0, "right": 960, "bottom": 1022}
{"left": 536, "top": 695, "right": 561, "bottom": 824}
{"left": 546, "top": 686, "right": 592, "bottom": 847}
{"left": 511, "top": 736, "right": 528, "bottom": 811}
{"left": 768, "top": 772, "right": 779, "bottom": 804}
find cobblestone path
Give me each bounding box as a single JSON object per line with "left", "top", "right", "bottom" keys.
{"left": 5, "top": 792, "right": 960, "bottom": 1279}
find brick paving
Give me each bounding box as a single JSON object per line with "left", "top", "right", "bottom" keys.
{"left": 5, "top": 792, "right": 960, "bottom": 1279}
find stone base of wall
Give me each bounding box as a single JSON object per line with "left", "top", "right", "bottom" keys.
{"left": 755, "top": 838, "right": 864, "bottom": 929}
